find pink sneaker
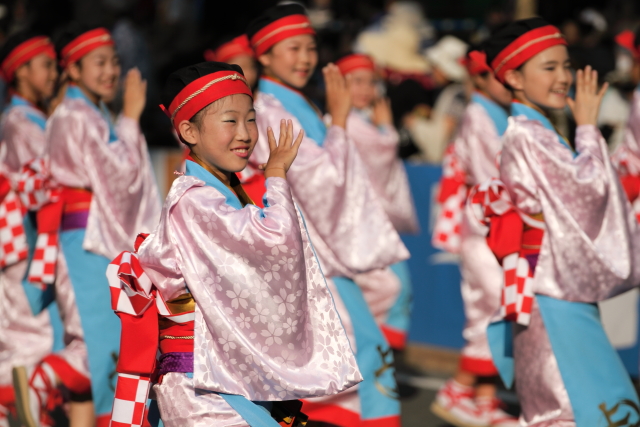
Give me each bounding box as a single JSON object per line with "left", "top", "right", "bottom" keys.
{"left": 476, "top": 397, "right": 520, "bottom": 427}
{"left": 12, "top": 363, "right": 61, "bottom": 427}
{"left": 431, "top": 379, "right": 487, "bottom": 427}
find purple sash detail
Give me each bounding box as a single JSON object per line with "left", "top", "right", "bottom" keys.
{"left": 158, "top": 352, "right": 194, "bottom": 375}
{"left": 525, "top": 253, "right": 539, "bottom": 273}
{"left": 61, "top": 211, "right": 89, "bottom": 231}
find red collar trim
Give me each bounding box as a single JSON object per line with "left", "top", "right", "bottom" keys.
{"left": 463, "top": 50, "right": 491, "bottom": 76}
{"left": 491, "top": 25, "right": 566, "bottom": 83}
{"left": 205, "top": 35, "right": 254, "bottom": 63}
{"left": 615, "top": 30, "right": 639, "bottom": 60}
{"left": 161, "top": 70, "right": 252, "bottom": 132}
{"left": 250, "top": 14, "right": 315, "bottom": 57}
{"left": 1, "top": 36, "right": 55, "bottom": 82}
{"left": 336, "top": 54, "right": 375, "bottom": 75}
{"left": 61, "top": 28, "right": 114, "bottom": 68}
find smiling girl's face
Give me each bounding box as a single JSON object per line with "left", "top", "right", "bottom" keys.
{"left": 505, "top": 45, "right": 573, "bottom": 110}
{"left": 68, "top": 45, "right": 121, "bottom": 102}
{"left": 179, "top": 94, "right": 258, "bottom": 175}
{"left": 258, "top": 34, "right": 318, "bottom": 89}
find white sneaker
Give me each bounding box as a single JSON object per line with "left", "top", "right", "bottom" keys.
{"left": 476, "top": 397, "right": 520, "bottom": 427}
{"left": 12, "top": 363, "right": 60, "bottom": 427}
{"left": 431, "top": 379, "right": 487, "bottom": 427}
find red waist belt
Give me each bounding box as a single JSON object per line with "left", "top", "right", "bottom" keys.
{"left": 37, "top": 187, "right": 92, "bottom": 234}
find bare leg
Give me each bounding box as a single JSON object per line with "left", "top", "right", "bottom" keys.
{"left": 69, "top": 400, "right": 95, "bottom": 427}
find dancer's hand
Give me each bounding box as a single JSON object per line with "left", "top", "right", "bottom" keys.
{"left": 566, "top": 65, "right": 607, "bottom": 127}
{"left": 372, "top": 97, "right": 393, "bottom": 127}
{"left": 324, "top": 63, "right": 351, "bottom": 129}
{"left": 122, "top": 68, "right": 147, "bottom": 121}
{"left": 260, "top": 119, "right": 304, "bottom": 179}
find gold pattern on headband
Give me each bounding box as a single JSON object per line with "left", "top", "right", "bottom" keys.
{"left": 170, "top": 73, "right": 249, "bottom": 122}
{"left": 3, "top": 38, "right": 51, "bottom": 71}
{"left": 254, "top": 22, "right": 311, "bottom": 48}
{"left": 65, "top": 34, "right": 112, "bottom": 59}
{"left": 494, "top": 33, "right": 563, "bottom": 75}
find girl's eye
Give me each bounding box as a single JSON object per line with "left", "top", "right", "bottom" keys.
{"left": 224, "top": 120, "right": 236, "bottom": 123}
{"left": 248, "top": 118, "right": 256, "bottom": 122}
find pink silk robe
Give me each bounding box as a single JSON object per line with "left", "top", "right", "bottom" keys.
{"left": 47, "top": 97, "right": 161, "bottom": 259}
{"left": 0, "top": 105, "right": 52, "bottom": 385}
{"left": 455, "top": 102, "right": 504, "bottom": 373}
{"left": 140, "top": 174, "right": 361, "bottom": 425}
{"left": 500, "top": 118, "right": 640, "bottom": 425}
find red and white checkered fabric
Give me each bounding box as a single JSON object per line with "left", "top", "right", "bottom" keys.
{"left": 110, "top": 373, "right": 151, "bottom": 427}
{"left": 0, "top": 191, "right": 27, "bottom": 268}
{"left": 469, "top": 178, "right": 535, "bottom": 326}
{"left": 432, "top": 145, "right": 467, "bottom": 254}
{"left": 27, "top": 232, "right": 58, "bottom": 287}
{"left": 16, "top": 158, "right": 53, "bottom": 211}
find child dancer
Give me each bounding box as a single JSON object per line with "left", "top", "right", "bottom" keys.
{"left": 481, "top": 18, "right": 640, "bottom": 426}
{"left": 247, "top": 4, "right": 409, "bottom": 426}
{"left": 430, "top": 49, "right": 517, "bottom": 427}
{"left": 14, "top": 25, "right": 161, "bottom": 427}
{"left": 0, "top": 31, "right": 64, "bottom": 427}
{"left": 108, "top": 61, "right": 360, "bottom": 427}
{"left": 204, "top": 34, "right": 258, "bottom": 88}
{"left": 335, "top": 53, "right": 418, "bottom": 350}
{"left": 612, "top": 29, "right": 640, "bottom": 219}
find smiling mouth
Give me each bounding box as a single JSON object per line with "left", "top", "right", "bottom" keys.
{"left": 231, "top": 147, "right": 250, "bottom": 158}
{"left": 551, "top": 89, "right": 566, "bottom": 95}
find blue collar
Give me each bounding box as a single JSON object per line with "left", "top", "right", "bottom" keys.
{"left": 472, "top": 92, "right": 509, "bottom": 137}
{"left": 5, "top": 94, "right": 46, "bottom": 131}
{"left": 511, "top": 102, "right": 576, "bottom": 156}
{"left": 66, "top": 85, "right": 118, "bottom": 143}
{"left": 258, "top": 77, "right": 327, "bottom": 146}
{"left": 184, "top": 160, "right": 243, "bottom": 210}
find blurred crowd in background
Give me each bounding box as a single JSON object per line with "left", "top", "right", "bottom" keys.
{"left": 0, "top": 0, "right": 638, "bottom": 162}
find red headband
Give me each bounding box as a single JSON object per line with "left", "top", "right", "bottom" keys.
{"left": 336, "top": 54, "right": 375, "bottom": 75}
{"left": 160, "top": 70, "right": 253, "bottom": 133}
{"left": 204, "top": 35, "right": 254, "bottom": 63}
{"left": 1, "top": 36, "right": 55, "bottom": 82}
{"left": 463, "top": 51, "right": 491, "bottom": 76}
{"left": 491, "top": 25, "right": 567, "bottom": 83}
{"left": 615, "top": 30, "right": 639, "bottom": 60}
{"left": 250, "top": 14, "right": 315, "bottom": 57}
{"left": 61, "top": 28, "right": 114, "bottom": 68}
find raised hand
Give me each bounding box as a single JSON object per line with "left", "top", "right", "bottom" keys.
{"left": 323, "top": 63, "right": 351, "bottom": 129}
{"left": 260, "top": 119, "right": 304, "bottom": 179}
{"left": 372, "top": 97, "right": 393, "bottom": 127}
{"left": 122, "top": 68, "right": 148, "bottom": 121}
{"left": 566, "top": 65, "right": 608, "bottom": 127}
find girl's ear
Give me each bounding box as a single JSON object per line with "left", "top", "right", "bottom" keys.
{"left": 504, "top": 69, "right": 524, "bottom": 91}
{"left": 257, "top": 53, "right": 271, "bottom": 68}
{"left": 178, "top": 120, "right": 199, "bottom": 146}
{"left": 67, "top": 62, "right": 81, "bottom": 82}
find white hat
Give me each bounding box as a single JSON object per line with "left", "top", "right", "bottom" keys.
{"left": 424, "top": 36, "right": 468, "bottom": 82}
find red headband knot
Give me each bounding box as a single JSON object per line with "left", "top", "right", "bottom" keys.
{"left": 250, "top": 14, "right": 315, "bottom": 57}
{"left": 205, "top": 35, "right": 254, "bottom": 63}
{"left": 491, "top": 25, "right": 567, "bottom": 84}
{"left": 161, "top": 70, "right": 253, "bottom": 133}
{"left": 336, "top": 54, "right": 375, "bottom": 75}
{"left": 1, "top": 36, "right": 55, "bottom": 82}
{"left": 615, "top": 30, "right": 640, "bottom": 60}
{"left": 61, "top": 28, "right": 114, "bottom": 68}
{"left": 463, "top": 51, "right": 492, "bottom": 76}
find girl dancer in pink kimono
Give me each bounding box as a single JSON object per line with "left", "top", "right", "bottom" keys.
{"left": 481, "top": 18, "right": 640, "bottom": 426}
{"left": 246, "top": 4, "right": 409, "bottom": 426}
{"left": 0, "top": 32, "right": 62, "bottom": 427}
{"left": 612, "top": 29, "right": 640, "bottom": 220}
{"left": 335, "top": 53, "right": 419, "bottom": 351}
{"left": 107, "top": 61, "right": 360, "bottom": 427}
{"left": 431, "top": 50, "right": 518, "bottom": 427}
{"left": 13, "top": 26, "right": 160, "bottom": 427}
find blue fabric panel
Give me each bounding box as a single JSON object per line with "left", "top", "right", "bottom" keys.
{"left": 332, "top": 276, "right": 400, "bottom": 420}
{"left": 258, "top": 78, "right": 327, "bottom": 146}
{"left": 385, "top": 261, "right": 413, "bottom": 333}
{"left": 59, "top": 229, "right": 120, "bottom": 416}
{"left": 471, "top": 92, "right": 509, "bottom": 137}
{"left": 486, "top": 320, "right": 515, "bottom": 388}
{"left": 537, "top": 295, "right": 640, "bottom": 426}
{"left": 185, "top": 160, "right": 243, "bottom": 209}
